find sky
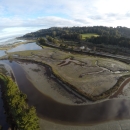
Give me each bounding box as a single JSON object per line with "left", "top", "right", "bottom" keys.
{"left": 0, "top": 0, "right": 130, "bottom": 38}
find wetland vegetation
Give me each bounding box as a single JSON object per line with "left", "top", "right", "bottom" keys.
{"left": 4, "top": 46, "right": 130, "bottom": 101}
{"left": 1, "top": 26, "right": 130, "bottom": 129}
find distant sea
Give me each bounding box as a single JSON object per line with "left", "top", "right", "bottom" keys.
{"left": 0, "top": 26, "right": 44, "bottom": 45}
{"left": 0, "top": 35, "right": 23, "bottom": 45}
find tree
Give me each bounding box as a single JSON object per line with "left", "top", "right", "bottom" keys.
{"left": 52, "top": 31, "right": 56, "bottom": 37}
{"left": 38, "top": 38, "right": 46, "bottom": 45}
{"left": 0, "top": 76, "right": 40, "bottom": 130}
{"left": 93, "top": 47, "right": 96, "bottom": 52}
{"left": 8, "top": 55, "right": 13, "bottom": 62}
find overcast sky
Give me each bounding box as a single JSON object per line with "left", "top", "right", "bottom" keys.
{"left": 1, "top": 0, "right": 130, "bottom": 37}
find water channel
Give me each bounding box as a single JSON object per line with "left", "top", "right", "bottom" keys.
{"left": 0, "top": 42, "right": 130, "bottom": 128}
{"left": 7, "top": 42, "right": 42, "bottom": 52}
{"left": 0, "top": 42, "right": 42, "bottom": 129}
{"left": 1, "top": 60, "right": 130, "bottom": 125}
{"left": 0, "top": 42, "right": 42, "bottom": 57}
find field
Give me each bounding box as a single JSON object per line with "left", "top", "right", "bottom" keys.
{"left": 4, "top": 46, "right": 130, "bottom": 100}
{"left": 81, "top": 33, "right": 99, "bottom": 40}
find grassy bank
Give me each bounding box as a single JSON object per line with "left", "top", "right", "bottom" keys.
{"left": 0, "top": 73, "right": 39, "bottom": 130}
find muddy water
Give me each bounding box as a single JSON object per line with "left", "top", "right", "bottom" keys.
{"left": 2, "top": 60, "right": 130, "bottom": 125}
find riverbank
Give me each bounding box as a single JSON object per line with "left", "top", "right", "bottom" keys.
{"left": 10, "top": 57, "right": 130, "bottom": 101}
{"left": 0, "top": 73, "right": 39, "bottom": 130}
{"left": 12, "top": 60, "right": 130, "bottom": 105}
{"left": 2, "top": 60, "right": 130, "bottom": 130}
{"left": 0, "top": 42, "right": 130, "bottom": 129}
{"left": 0, "top": 64, "right": 16, "bottom": 129}
{"left": 17, "top": 61, "right": 86, "bottom": 105}
{"left": 1, "top": 45, "right": 130, "bottom": 102}
{"left": 0, "top": 39, "right": 36, "bottom": 50}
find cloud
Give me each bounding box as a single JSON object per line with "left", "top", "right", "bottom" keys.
{"left": 0, "top": 16, "right": 86, "bottom": 40}
{"left": 2, "top": 0, "right": 130, "bottom": 42}
{"left": 0, "top": 16, "right": 86, "bottom": 28}
{"left": 29, "top": 16, "right": 85, "bottom": 27}
{"left": 0, "top": 0, "right": 46, "bottom": 15}
{"left": 0, "top": 27, "right": 41, "bottom": 39}
{"left": 0, "top": 0, "right": 130, "bottom": 29}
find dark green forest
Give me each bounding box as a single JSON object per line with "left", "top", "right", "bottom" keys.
{"left": 22, "top": 26, "right": 130, "bottom": 39}
{"left": 21, "top": 26, "right": 130, "bottom": 54}
{"left": 0, "top": 74, "right": 39, "bottom": 130}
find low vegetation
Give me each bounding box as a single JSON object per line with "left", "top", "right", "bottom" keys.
{"left": 6, "top": 46, "right": 130, "bottom": 101}
{"left": 92, "top": 75, "right": 130, "bottom": 100}
{"left": 0, "top": 74, "right": 39, "bottom": 130}
{"left": 88, "top": 35, "right": 130, "bottom": 48}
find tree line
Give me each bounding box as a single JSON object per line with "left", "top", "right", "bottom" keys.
{"left": 88, "top": 35, "right": 130, "bottom": 49}
{"left": 21, "top": 26, "right": 130, "bottom": 51}
{"left": 0, "top": 74, "right": 39, "bottom": 130}
{"left": 21, "top": 26, "right": 130, "bottom": 39}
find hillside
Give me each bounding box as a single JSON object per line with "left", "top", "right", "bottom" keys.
{"left": 21, "top": 26, "right": 130, "bottom": 39}
{"left": 20, "top": 26, "right": 130, "bottom": 56}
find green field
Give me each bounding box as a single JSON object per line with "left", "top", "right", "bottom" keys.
{"left": 81, "top": 33, "right": 99, "bottom": 40}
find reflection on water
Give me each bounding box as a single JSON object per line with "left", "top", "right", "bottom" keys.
{"left": 8, "top": 42, "right": 42, "bottom": 52}
{"left": 2, "top": 60, "right": 130, "bottom": 125}
{"left": 0, "top": 42, "right": 42, "bottom": 57}
{"left": 0, "top": 51, "right": 6, "bottom": 57}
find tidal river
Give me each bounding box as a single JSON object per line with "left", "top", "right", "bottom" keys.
{"left": 1, "top": 60, "right": 130, "bottom": 125}
{"left": 0, "top": 41, "right": 42, "bottom": 129}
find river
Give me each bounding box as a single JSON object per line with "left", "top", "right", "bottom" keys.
{"left": 0, "top": 41, "right": 42, "bottom": 129}
{"left": 0, "top": 42, "right": 42, "bottom": 57}
{"left": 7, "top": 42, "right": 42, "bottom": 52}
{"left": 1, "top": 60, "right": 130, "bottom": 126}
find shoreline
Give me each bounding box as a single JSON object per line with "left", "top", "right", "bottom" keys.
{"left": 0, "top": 73, "right": 39, "bottom": 130}
{"left": 17, "top": 60, "right": 88, "bottom": 105}
{"left": 10, "top": 57, "right": 130, "bottom": 101}
{"left": 1, "top": 59, "right": 130, "bottom": 127}
{"left": 0, "top": 39, "right": 36, "bottom": 51}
